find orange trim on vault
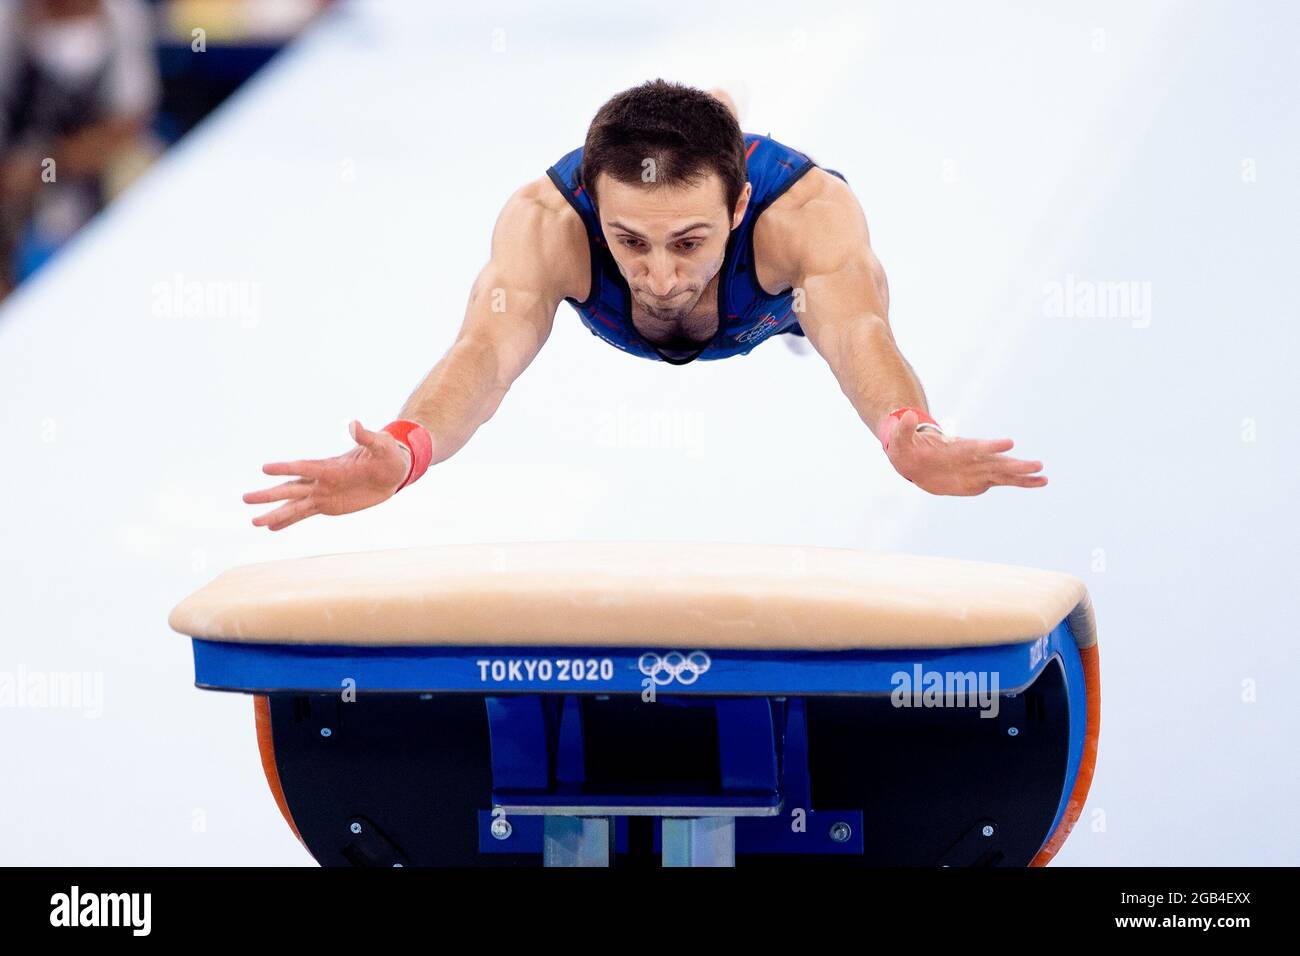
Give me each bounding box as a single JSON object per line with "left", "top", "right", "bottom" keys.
{"left": 253, "top": 695, "right": 308, "bottom": 850}
{"left": 1030, "top": 643, "right": 1101, "bottom": 866}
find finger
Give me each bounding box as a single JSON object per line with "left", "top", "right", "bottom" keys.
{"left": 252, "top": 498, "right": 318, "bottom": 530}
{"left": 265, "top": 506, "right": 318, "bottom": 531}
{"left": 262, "top": 459, "right": 327, "bottom": 479}
{"left": 966, "top": 438, "right": 1015, "bottom": 455}
{"left": 242, "top": 479, "right": 312, "bottom": 505}
{"left": 990, "top": 473, "right": 1049, "bottom": 488}
{"left": 994, "top": 458, "right": 1045, "bottom": 476}
{"left": 349, "top": 419, "right": 379, "bottom": 447}
{"left": 891, "top": 409, "right": 919, "bottom": 448}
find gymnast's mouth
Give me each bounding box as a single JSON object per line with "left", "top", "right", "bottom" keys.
{"left": 637, "top": 289, "right": 692, "bottom": 312}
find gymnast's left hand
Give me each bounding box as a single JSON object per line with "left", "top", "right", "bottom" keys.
{"left": 884, "top": 409, "right": 1048, "bottom": 495}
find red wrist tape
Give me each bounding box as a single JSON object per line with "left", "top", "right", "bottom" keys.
{"left": 880, "top": 406, "right": 940, "bottom": 452}
{"left": 382, "top": 419, "right": 433, "bottom": 491}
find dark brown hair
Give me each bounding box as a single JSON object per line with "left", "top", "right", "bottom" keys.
{"left": 580, "top": 79, "right": 746, "bottom": 214}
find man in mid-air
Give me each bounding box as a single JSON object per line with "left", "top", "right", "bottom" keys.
{"left": 246, "top": 79, "right": 1046, "bottom": 530}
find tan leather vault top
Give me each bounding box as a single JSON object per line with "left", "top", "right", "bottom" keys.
{"left": 167, "top": 541, "right": 1097, "bottom": 651}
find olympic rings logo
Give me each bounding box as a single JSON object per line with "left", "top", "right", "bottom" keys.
{"left": 637, "top": 650, "right": 712, "bottom": 686}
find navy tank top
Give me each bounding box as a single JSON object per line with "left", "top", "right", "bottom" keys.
{"left": 546, "top": 132, "right": 847, "bottom": 364}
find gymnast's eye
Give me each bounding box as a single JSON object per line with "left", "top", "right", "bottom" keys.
{"left": 678, "top": 240, "right": 701, "bottom": 252}
{"left": 620, "top": 237, "right": 643, "bottom": 249}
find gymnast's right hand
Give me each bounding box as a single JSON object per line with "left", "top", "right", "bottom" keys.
{"left": 243, "top": 420, "right": 413, "bottom": 531}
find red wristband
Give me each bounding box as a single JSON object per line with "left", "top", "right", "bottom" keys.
{"left": 880, "top": 406, "right": 941, "bottom": 452}
{"left": 382, "top": 420, "right": 433, "bottom": 491}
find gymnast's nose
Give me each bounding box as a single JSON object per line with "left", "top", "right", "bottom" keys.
{"left": 644, "top": 252, "right": 678, "bottom": 297}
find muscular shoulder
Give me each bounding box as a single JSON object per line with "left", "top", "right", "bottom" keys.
{"left": 497, "top": 176, "right": 591, "bottom": 302}
{"left": 754, "top": 166, "right": 877, "bottom": 287}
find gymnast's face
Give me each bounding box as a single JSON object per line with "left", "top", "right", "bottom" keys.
{"left": 594, "top": 171, "right": 750, "bottom": 324}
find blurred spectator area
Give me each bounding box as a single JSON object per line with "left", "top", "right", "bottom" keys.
{"left": 154, "top": 0, "right": 328, "bottom": 142}
{"left": 0, "top": 0, "right": 330, "bottom": 295}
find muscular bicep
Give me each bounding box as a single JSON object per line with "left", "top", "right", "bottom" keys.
{"left": 456, "top": 182, "right": 574, "bottom": 387}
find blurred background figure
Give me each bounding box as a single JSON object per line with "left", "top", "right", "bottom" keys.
{"left": 0, "top": 0, "right": 158, "bottom": 299}
{"left": 0, "top": 0, "right": 328, "bottom": 300}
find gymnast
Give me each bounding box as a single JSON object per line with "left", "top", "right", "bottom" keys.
{"left": 245, "top": 80, "right": 1047, "bottom": 530}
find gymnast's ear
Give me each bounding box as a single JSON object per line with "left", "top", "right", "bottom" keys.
{"left": 731, "top": 180, "right": 752, "bottom": 230}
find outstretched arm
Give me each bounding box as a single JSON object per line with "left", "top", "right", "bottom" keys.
{"left": 396, "top": 183, "right": 566, "bottom": 464}
{"left": 787, "top": 173, "right": 1047, "bottom": 495}
{"left": 244, "top": 180, "right": 570, "bottom": 530}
